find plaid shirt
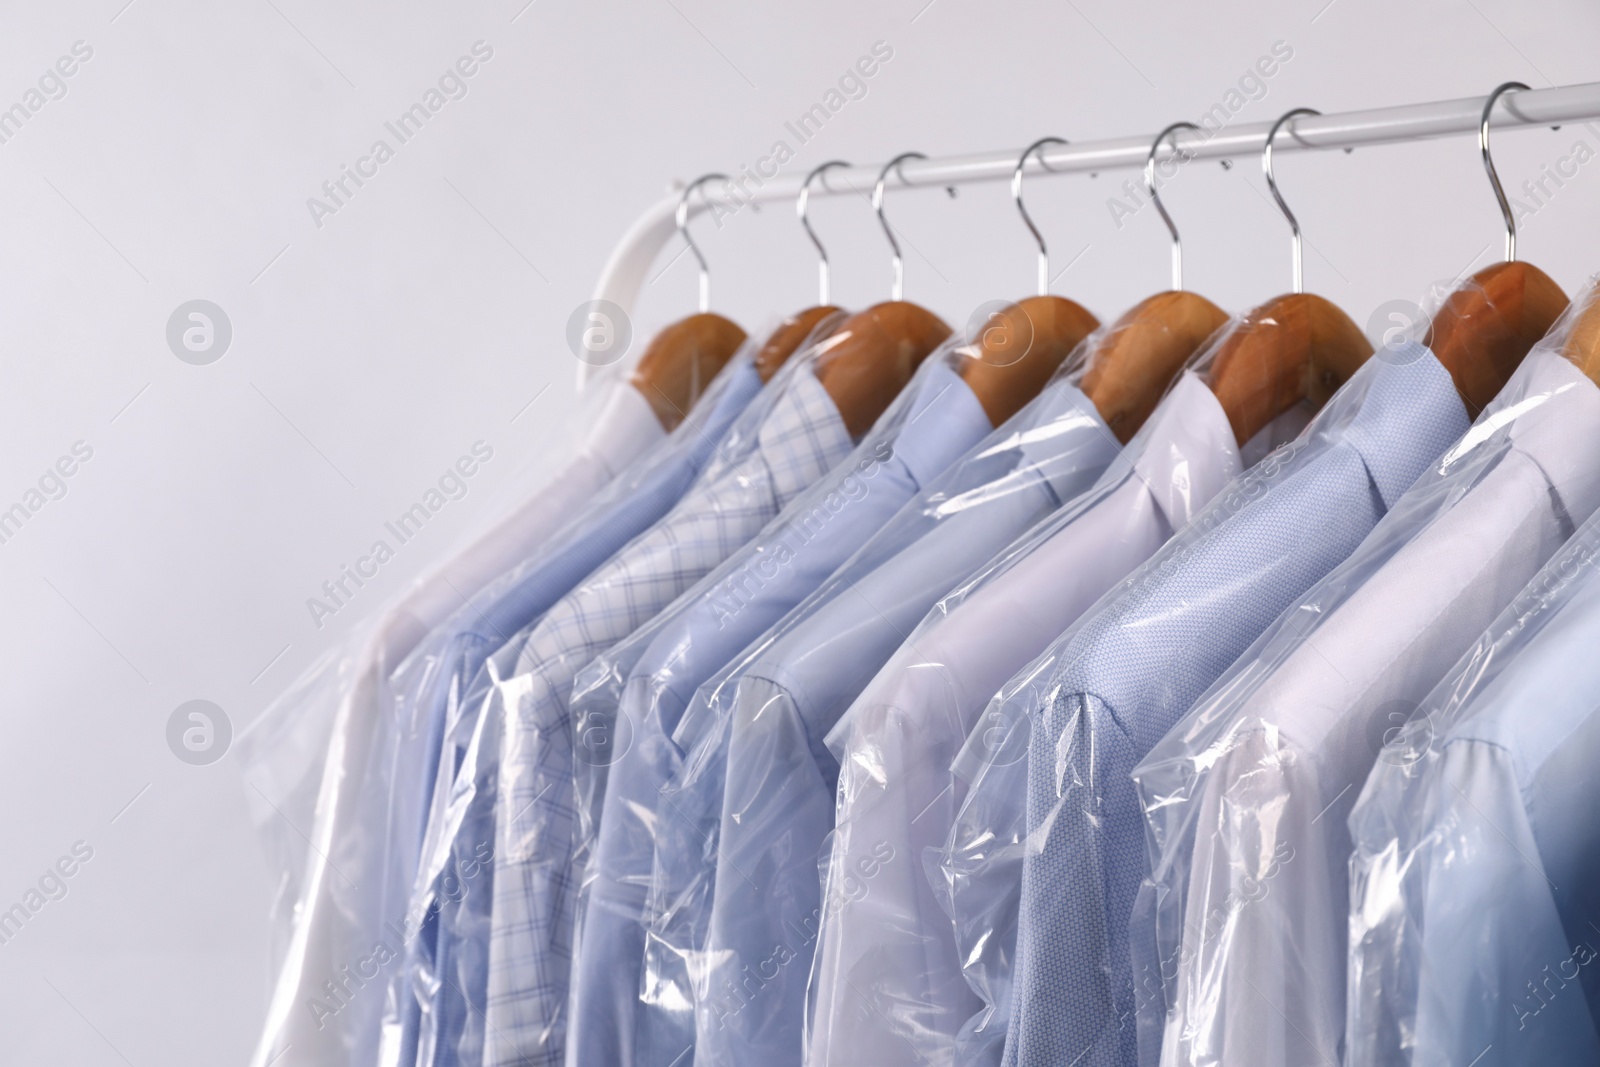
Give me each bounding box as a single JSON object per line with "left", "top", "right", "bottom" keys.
{"left": 483, "top": 368, "right": 852, "bottom": 1067}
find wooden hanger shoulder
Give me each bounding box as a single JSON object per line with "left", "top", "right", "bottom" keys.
{"left": 1429, "top": 260, "right": 1569, "bottom": 414}
{"left": 754, "top": 305, "right": 842, "bottom": 382}
{"left": 629, "top": 312, "right": 747, "bottom": 431}
{"left": 959, "top": 295, "right": 1099, "bottom": 428}
{"left": 1080, "top": 290, "right": 1230, "bottom": 443}
{"left": 1558, "top": 278, "right": 1600, "bottom": 385}
{"left": 1205, "top": 292, "right": 1372, "bottom": 446}
{"left": 814, "top": 301, "right": 952, "bottom": 437}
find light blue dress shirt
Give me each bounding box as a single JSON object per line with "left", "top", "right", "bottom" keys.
{"left": 997, "top": 345, "right": 1469, "bottom": 1067}
{"left": 661, "top": 379, "right": 1124, "bottom": 1067}
{"left": 386, "top": 352, "right": 766, "bottom": 1067}
{"left": 485, "top": 357, "right": 856, "bottom": 1067}
{"left": 564, "top": 357, "right": 1000, "bottom": 1067}
{"left": 1347, "top": 510, "right": 1600, "bottom": 1067}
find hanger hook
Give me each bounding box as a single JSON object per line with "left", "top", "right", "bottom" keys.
{"left": 676, "top": 173, "right": 728, "bottom": 313}
{"left": 1481, "top": 81, "right": 1530, "bottom": 264}
{"left": 874, "top": 152, "right": 926, "bottom": 302}
{"left": 1145, "top": 122, "right": 1199, "bottom": 292}
{"left": 798, "top": 160, "right": 850, "bottom": 306}
{"left": 1012, "top": 137, "right": 1067, "bottom": 297}
{"left": 1263, "top": 108, "right": 1321, "bottom": 295}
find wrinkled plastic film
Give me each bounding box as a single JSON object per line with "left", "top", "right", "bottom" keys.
{"left": 1347, "top": 509, "right": 1600, "bottom": 1065}
{"left": 1340, "top": 288, "right": 1600, "bottom": 1067}
{"left": 636, "top": 323, "right": 1145, "bottom": 1066}
{"left": 1130, "top": 282, "right": 1600, "bottom": 1067}
{"left": 481, "top": 317, "right": 875, "bottom": 1067}
{"left": 243, "top": 371, "right": 663, "bottom": 1067}
{"left": 391, "top": 318, "right": 840, "bottom": 1067}
{"left": 557, "top": 331, "right": 1007, "bottom": 1065}
{"left": 932, "top": 320, "right": 1472, "bottom": 1066}
{"left": 565, "top": 311, "right": 850, "bottom": 882}
{"left": 806, "top": 357, "right": 1254, "bottom": 1066}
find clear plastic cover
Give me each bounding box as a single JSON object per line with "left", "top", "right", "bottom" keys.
{"left": 936, "top": 324, "right": 1475, "bottom": 1067}
{"left": 388, "top": 316, "right": 846, "bottom": 1067}
{"left": 632, "top": 321, "right": 1180, "bottom": 1067}
{"left": 241, "top": 372, "right": 667, "bottom": 1067}
{"left": 569, "top": 323, "right": 1132, "bottom": 1067}
{"left": 479, "top": 316, "right": 890, "bottom": 1067}
{"left": 1130, "top": 286, "right": 1600, "bottom": 1067}
{"left": 562, "top": 330, "right": 1026, "bottom": 1065}
{"left": 805, "top": 358, "right": 1248, "bottom": 1067}
{"left": 1346, "top": 497, "right": 1600, "bottom": 1066}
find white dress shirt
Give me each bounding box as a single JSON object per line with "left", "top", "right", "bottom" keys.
{"left": 245, "top": 376, "right": 662, "bottom": 1067}
{"left": 1140, "top": 350, "right": 1600, "bottom": 1067}
{"left": 806, "top": 372, "right": 1241, "bottom": 1067}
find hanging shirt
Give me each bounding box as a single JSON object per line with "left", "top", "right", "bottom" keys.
{"left": 1138, "top": 349, "right": 1600, "bottom": 1067}
{"left": 369, "top": 353, "right": 766, "bottom": 1067}
{"left": 680, "top": 378, "right": 1135, "bottom": 1067}
{"left": 808, "top": 371, "right": 1241, "bottom": 1067}
{"left": 244, "top": 373, "right": 670, "bottom": 1067}
{"left": 951, "top": 343, "right": 1468, "bottom": 1067}
{"left": 564, "top": 355, "right": 998, "bottom": 1067}
{"left": 1347, "top": 509, "right": 1600, "bottom": 1067}
{"left": 483, "top": 360, "right": 856, "bottom": 1067}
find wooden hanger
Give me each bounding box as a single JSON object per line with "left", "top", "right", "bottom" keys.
{"left": 1205, "top": 110, "right": 1374, "bottom": 445}
{"left": 1558, "top": 277, "right": 1600, "bottom": 383}
{"left": 1077, "top": 125, "right": 1233, "bottom": 442}
{"left": 952, "top": 139, "right": 1099, "bottom": 429}
{"left": 753, "top": 305, "right": 843, "bottom": 382}
{"left": 1205, "top": 292, "right": 1372, "bottom": 444}
{"left": 1081, "top": 291, "right": 1231, "bottom": 442}
{"left": 750, "top": 162, "right": 857, "bottom": 382}
{"left": 629, "top": 174, "right": 750, "bottom": 431}
{"left": 811, "top": 153, "right": 960, "bottom": 437}
{"left": 629, "top": 312, "right": 748, "bottom": 431}
{"left": 1425, "top": 84, "right": 1573, "bottom": 414}
{"left": 1426, "top": 260, "right": 1567, "bottom": 414}
{"left": 960, "top": 295, "right": 1099, "bottom": 427}
{"left": 814, "top": 301, "right": 952, "bottom": 436}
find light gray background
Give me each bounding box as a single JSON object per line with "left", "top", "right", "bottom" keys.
{"left": 2, "top": 1, "right": 1597, "bottom": 1062}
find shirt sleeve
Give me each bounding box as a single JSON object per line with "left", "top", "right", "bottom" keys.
{"left": 808, "top": 671, "right": 981, "bottom": 1067}
{"left": 1162, "top": 730, "right": 1343, "bottom": 1067}
{"left": 695, "top": 675, "right": 835, "bottom": 1067}
{"left": 1357, "top": 740, "right": 1600, "bottom": 1067}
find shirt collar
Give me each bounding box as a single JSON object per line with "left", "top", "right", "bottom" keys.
{"left": 1461, "top": 348, "right": 1600, "bottom": 526}
{"left": 887, "top": 359, "right": 993, "bottom": 489}
{"left": 1126, "top": 371, "right": 1243, "bottom": 533}
{"left": 981, "top": 380, "right": 1118, "bottom": 503}
{"left": 751, "top": 362, "right": 853, "bottom": 501}
{"left": 681, "top": 357, "right": 763, "bottom": 441}
{"left": 1339, "top": 342, "right": 1470, "bottom": 509}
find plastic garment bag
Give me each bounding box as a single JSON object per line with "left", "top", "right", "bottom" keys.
{"left": 241, "top": 374, "right": 665, "bottom": 1067}
{"left": 1133, "top": 291, "right": 1600, "bottom": 1067}
{"left": 806, "top": 366, "right": 1244, "bottom": 1067}
{"left": 562, "top": 337, "right": 1005, "bottom": 1066}
{"left": 639, "top": 335, "right": 1141, "bottom": 1067}
{"left": 1347, "top": 508, "right": 1600, "bottom": 1066}
{"left": 366, "top": 330, "right": 782, "bottom": 1067}
{"left": 939, "top": 331, "right": 1472, "bottom": 1067}
{"left": 389, "top": 320, "right": 844, "bottom": 1067}
{"left": 480, "top": 324, "right": 870, "bottom": 1067}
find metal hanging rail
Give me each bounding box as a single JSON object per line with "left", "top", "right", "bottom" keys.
{"left": 579, "top": 80, "right": 1600, "bottom": 390}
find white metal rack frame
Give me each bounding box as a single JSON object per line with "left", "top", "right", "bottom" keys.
{"left": 578, "top": 81, "right": 1600, "bottom": 390}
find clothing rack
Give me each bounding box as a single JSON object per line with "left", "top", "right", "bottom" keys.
{"left": 578, "top": 80, "right": 1600, "bottom": 390}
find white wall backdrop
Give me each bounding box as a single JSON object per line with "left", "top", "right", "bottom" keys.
{"left": 1, "top": 0, "right": 1597, "bottom": 1062}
